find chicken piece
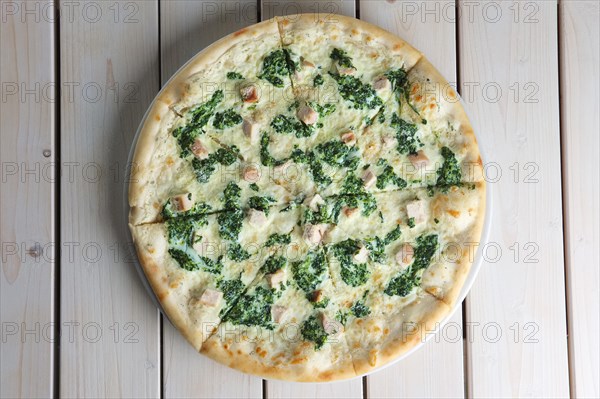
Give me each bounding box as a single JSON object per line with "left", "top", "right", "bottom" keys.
{"left": 240, "top": 85, "right": 259, "bottom": 103}
{"left": 267, "top": 269, "right": 286, "bottom": 289}
{"left": 406, "top": 199, "right": 427, "bottom": 225}
{"left": 297, "top": 105, "right": 318, "bottom": 125}
{"left": 171, "top": 193, "right": 193, "bottom": 212}
{"left": 304, "top": 194, "right": 325, "bottom": 212}
{"left": 190, "top": 138, "right": 209, "bottom": 160}
{"left": 395, "top": 243, "right": 415, "bottom": 267}
{"left": 320, "top": 312, "right": 343, "bottom": 335}
{"left": 408, "top": 150, "right": 430, "bottom": 168}
{"left": 271, "top": 305, "right": 288, "bottom": 323}
{"left": 303, "top": 224, "right": 328, "bottom": 245}
{"left": 242, "top": 118, "right": 259, "bottom": 144}
{"left": 373, "top": 76, "right": 391, "bottom": 91}
{"left": 343, "top": 206, "right": 358, "bottom": 217}
{"left": 311, "top": 289, "right": 325, "bottom": 303}
{"left": 242, "top": 165, "right": 260, "bottom": 182}
{"left": 353, "top": 246, "right": 369, "bottom": 263}
{"left": 340, "top": 131, "right": 356, "bottom": 146}
{"left": 362, "top": 170, "right": 377, "bottom": 189}
{"left": 247, "top": 209, "right": 267, "bottom": 227}
{"left": 199, "top": 289, "right": 223, "bottom": 307}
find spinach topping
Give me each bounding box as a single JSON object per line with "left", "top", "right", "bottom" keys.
{"left": 336, "top": 310, "right": 349, "bottom": 325}
{"left": 249, "top": 183, "right": 259, "bottom": 192}
{"left": 391, "top": 113, "right": 421, "bottom": 155}
{"left": 315, "top": 140, "right": 359, "bottom": 169}
{"left": 227, "top": 242, "right": 251, "bottom": 261}
{"left": 330, "top": 48, "right": 354, "bottom": 68}
{"left": 313, "top": 74, "right": 324, "bottom": 87}
{"left": 386, "top": 68, "right": 423, "bottom": 118}
{"left": 301, "top": 315, "right": 329, "bottom": 350}
{"left": 291, "top": 148, "right": 333, "bottom": 188}
{"left": 265, "top": 233, "right": 291, "bottom": 247}
{"left": 351, "top": 296, "right": 371, "bottom": 318}
{"left": 217, "top": 278, "right": 245, "bottom": 315}
{"left": 258, "top": 49, "right": 297, "bottom": 88}
{"left": 212, "top": 109, "right": 243, "bottom": 130}
{"left": 226, "top": 71, "right": 244, "bottom": 80}
{"left": 408, "top": 217, "right": 415, "bottom": 228}
{"left": 364, "top": 225, "right": 402, "bottom": 263}
{"left": 191, "top": 146, "right": 239, "bottom": 183}
{"left": 292, "top": 250, "right": 328, "bottom": 292}
{"left": 437, "top": 146, "right": 461, "bottom": 192}
{"left": 271, "top": 114, "right": 316, "bottom": 138}
{"left": 309, "top": 102, "right": 336, "bottom": 118}
{"left": 217, "top": 182, "right": 244, "bottom": 241}
{"left": 162, "top": 197, "right": 212, "bottom": 220}
{"left": 376, "top": 159, "right": 408, "bottom": 190}
{"left": 222, "top": 286, "right": 278, "bottom": 329}
{"left": 248, "top": 195, "right": 275, "bottom": 216}
{"left": 172, "top": 90, "right": 224, "bottom": 157}
{"left": 312, "top": 296, "right": 330, "bottom": 309}
{"left": 260, "top": 132, "right": 286, "bottom": 166}
{"left": 166, "top": 221, "right": 223, "bottom": 275}
{"left": 222, "top": 182, "right": 242, "bottom": 209}
{"left": 331, "top": 239, "right": 370, "bottom": 287}
{"left": 384, "top": 234, "right": 438, "bottom": 296}
{"left": 262, "top": 255, "right": 287, "bottom": 274}
{"left": 328, "top": 72, "right": 383, "bottom": 110}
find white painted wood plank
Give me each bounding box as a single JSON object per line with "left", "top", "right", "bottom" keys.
{"left": 262, "top": 0, "right": 355, "bottom": 19}
{"left": 458, "top": 1, "right": 570, "bottom": 397}
{"left": 361, "top": 2, "right": 466, "bottom": 397}
{"left": 559, "top": 1, "right": 600, "bottom": 397}
{"left": 59, "top": 1, "right": 160, "bottom": 397}
{"left": 160, "top": 2, "right": 263, "bottom": 397}
{"left": 0, "top": 1, "right": 56, "bottom": 397}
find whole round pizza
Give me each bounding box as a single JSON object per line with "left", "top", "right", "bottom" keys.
{"left": 128, "top": 14, "right": 486, "bottom": 382}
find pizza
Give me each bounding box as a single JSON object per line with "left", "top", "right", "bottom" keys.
{"left": 128, "top": 14, "right": 486, "bottom": 382}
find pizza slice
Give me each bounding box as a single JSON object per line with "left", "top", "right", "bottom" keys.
{"left": 201, "top": 234, "right": 357, "bottom": 382}
{"left": 129, "top": 202, "right": 300, "bottom": 350}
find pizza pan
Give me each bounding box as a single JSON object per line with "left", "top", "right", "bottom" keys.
{"left": 124, "top": 23, "right": 491, "bottom": 382}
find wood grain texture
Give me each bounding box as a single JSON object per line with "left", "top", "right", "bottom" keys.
{"left": 59, "top": 1, "right": 160, "bottom": 397}
{"left": 160, "top": 2, "right": 263, "bottom": 397}
{"left": 0, "top": 1, "right": 56, "bottom": 397}
{"left": 262, "top": 0, "right": 355, "bottom": 19}
{"left": 459, "top": 1, "right": 570, "bottom": 397}
{"left": 361, "top": 2, "right": 466, "bottom": 397}
{"left": 559, "top": 1, "right": 600, "bottom": 397}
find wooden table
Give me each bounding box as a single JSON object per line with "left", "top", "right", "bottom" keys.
{"left": 1, "top": 1, "right": 598, "bottom": 398}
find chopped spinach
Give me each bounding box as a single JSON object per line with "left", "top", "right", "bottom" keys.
{"left": 227, "top": 242, "right": 251, "bottom": 261}
{"left": 260, "top": 132, "right": 286, "bottom": 166}
{"left": 376, "top": 160, "right": 408, "bottom": 190}
{"left": 248, "top": 195, "right": 275, "bottom": 216}
{"left": 292, "top": 250, "right": 328, "bottom": 292}
{"left": 222, "top": 286, "right": 277, "bottom": 329}
{"left": 313, "top": 74, "right": 324, "bottom": 87}
{"left": 310, "top": 102, "right": 336, "bottom": 118}
{"left": 217, "top": 208, "right": 243, "bottom": 241}
{"left": 384, "top": 234, "right": 438, "bottom": 296}
{"left": 301, "top": 315, "right": 329, "bottom": 350}
{"left": 212, "top": 109, "right": 243, "bottom": 130}
{"left": 249, "top": 183, "right": 259, "bottom": 192}
{"left": 331, "top": 239, "right": 370, "bottom": 287}
{"left": 162, "top": 197, "right": 212, "bottom": 220}
{"left": 172, "top": 90, "right": 224, "bottom": 157}
{"left": 436, "top": 146, "right": 461, "bottom": 192}
{"left": 328, "top": 72, "right": 383, "bottom": 110}
{"left": 391, "top": 113, "right": 421, "bottom": 155}
{"left": 226, "top": 71, "right": 244, "bottom": 80}
{"left": 271, "top": 114, "right": 316, "bottom": 138}
{"left": 351, "top": 297, "right": 371, "bottom": 318}
{"left": 330, "top": 48, "right": 354, "bottom": 69}
{"left": 315, "top": 140, "right": 359, "bottom": 169}
{"left": 265, "top": 233, "right": 291, "bottom": 247}
{"left": 262, "top": 255, "right": 287, "bottom": 274}
{"left": 217, "top": 277, "right": 245, "bottom": 315}
{"left": 191, "top": 146, "right": 239, "bottom": 183}
{"left": 258, "top": 49, "right": 296, "bottom": 88}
